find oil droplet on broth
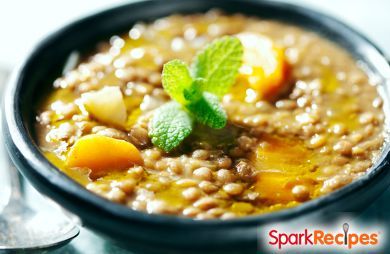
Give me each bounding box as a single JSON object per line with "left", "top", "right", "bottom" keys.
{"left": 321, "top": 68, "right": 359, "bottom": 131}
{"left": 326, "top": 95, "right": 359, "bottom": 131}
{"left": 252, "top": 134, "right": 318, "bottom": 204}
{"left": 321, "top": 68, "right": 339, "bottom": 93}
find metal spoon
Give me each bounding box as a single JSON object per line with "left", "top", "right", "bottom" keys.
{"left": 0, "top": 69, "right": 80, "bottom": 252}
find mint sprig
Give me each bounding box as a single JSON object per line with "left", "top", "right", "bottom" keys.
{"left": 162, "top": 59, "right": 193, "bottom": 104}
{"left": 149, "top": 36, "right": 243, "bottom": 152}
{"left": 149, "top": 102, "right": 193, "bottom": 152}
{"left": 192, "top": 36, "right": 243, "bottom": 97}
{"left": 187, "top": 92, "right": 227, "bottom": 129}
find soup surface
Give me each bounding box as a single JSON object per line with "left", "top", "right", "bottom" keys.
{"left": 36, "top": 11, "right": 385, "bottom": 219}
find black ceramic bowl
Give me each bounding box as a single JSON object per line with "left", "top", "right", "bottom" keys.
{"left": 3, "top": 0, "right": 390, "bottom": 253}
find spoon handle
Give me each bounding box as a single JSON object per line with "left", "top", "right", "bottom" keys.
{"left": 1, "top": 68, "right": 24, "bottom": 202}
{"left": 6, "top": 156, "right": 24, "bottom": 200}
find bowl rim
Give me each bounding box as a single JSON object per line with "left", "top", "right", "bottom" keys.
{"left": 3, "top": 0, "right": 390, "bottom": 228}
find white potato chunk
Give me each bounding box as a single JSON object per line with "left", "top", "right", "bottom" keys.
{"left": 81, "top": 86, "right": 127, "bottom": 127}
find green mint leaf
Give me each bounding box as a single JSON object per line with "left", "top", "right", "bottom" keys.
{"left": 191, "top": 36, "right": 243, "bottom": 97}
{"left": 183, "top": 77, "right": 204, "bottom": 102}
{"left": 149, "top": 102, "right": 193, "bottom": 152}
{"left": 162, "top": 59, "right": 193, "bottom": 104}
{"left": 186, "top": 92, "right": 227, "bottom": 129}
{"left": 149, "top": 36, "right": 244, "bottom": 151}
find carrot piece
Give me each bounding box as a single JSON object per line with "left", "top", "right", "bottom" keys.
{"left": 237, "top": 33, "right": 290, "bottom": 101}
{"left": 67, "top": 134, "right": 142, "bottom": 177}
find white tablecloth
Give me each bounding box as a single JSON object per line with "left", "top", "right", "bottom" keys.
{"left": 0, "top": 0, "right": 389, "bottom": 68}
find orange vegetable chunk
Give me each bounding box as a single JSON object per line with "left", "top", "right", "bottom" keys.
{"left": 67, "top": 134, "right": 142, "bottom": 177}
{"left": 237, "top": 32, "right": 290, "bottom": 100}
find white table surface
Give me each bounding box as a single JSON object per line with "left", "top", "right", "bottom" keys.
{"left": 0, "top": 0, "right": 390, "bottom": 69}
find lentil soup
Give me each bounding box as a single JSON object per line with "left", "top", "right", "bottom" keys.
{"left": 35, "top": 11, "right": 386, "bottom": 219}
